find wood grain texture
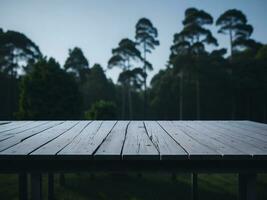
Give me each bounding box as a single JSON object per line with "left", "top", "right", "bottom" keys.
{"left": 58, "top": 121, "right": 116, "bottom": 156}
{"left": 158, "top": 121, "right": 220, "bottom": 159}
{"left": 1, "top": 121, "right": 76, "bottom": 155}
{"left": 178, "top": 121, "right": 250, "bottom": 158}
{"left": 144, "top": 121, "right": 187, "bottom": 159}
{"left": 95, "top": 121, "right": 129, "bottom": 160}
{"left": 122, "top": 121, "right": 159, "bottom": 160}
{"left": 32, "top": 121, "right": 91, "bottom": 155}
{"left": 195, "top": 121, "right": 267, "bottom": 156}
{"left": 0, "top": 120, "right": 266, "bottom": 161}
{"left": 0, "top": 121, "right": 60, "bottom": 151}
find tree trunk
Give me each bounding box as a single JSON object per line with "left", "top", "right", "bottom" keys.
{"left": 196, "top": 78, "right": 200, "bottom": 120}
{"left": 59, "top": 173, "right": 65, "bottom": 187}
{"left": 230, "top": 68, "right": 236, "bottom": 120}
{"left": 128, "top": 86, "right": 133, "bottom": 119}
{"left": 247, "top": 95, "right": 251, "bottom": 120}
{"left": 179, "top": 71, "right": 184, "bottom": 120}
{"left": 264, "top": 99, "right": 266, "bottom": 123}
{"left": 229, "top": 28, "right": 233, "bottom": 58}
{"left": 143, "top": 42, "right": 147, "bottom": 119}
{"left": 122, "top": 85, "right": 126, "bottom": 119}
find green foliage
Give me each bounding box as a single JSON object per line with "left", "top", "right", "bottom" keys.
{"left": 170, "top": 8, "right": 217, "bottom": 63}
{"left": 135, "top": 18, "right": 159, "bottom": 118}
{"left": 0, "top": 28, "right": 42, "bottom": 75}
{"left": 81, "top": 64, "right": 116, "bottom": 111}
{"left": 84, "top": 100, "right": 117, "bottom": 120}
{"left": 108, "top": 38, "right": 142, "bottom": 119}
{"left": 216, "top": 9, "right": 255, "bottom": 54}
{"left": 17, "top": 58, "right": 82, "bottom": 119}
{"left": 0, "top": 72, "right": 19, "bottom": 119}
{"left": 108, "top": 38, "right": 141, "bottom": 71}
{"left": 64, "top": 47, "right": 89, "bottom": 82}
{"left": 0, "top": 8, "right": 267, "bottom": 122}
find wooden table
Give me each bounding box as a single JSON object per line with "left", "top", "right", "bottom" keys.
{"left": 0, "top": 120, "right": 267, "bottom": 200}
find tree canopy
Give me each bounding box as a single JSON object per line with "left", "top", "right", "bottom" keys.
{"left": 64, "top": 47, "right": 89, "bottom": 82}
{"left": 0, "top": 28, "right": 42, "bottom": 75}
{"left": 17, "top": 58, "right": 82, "bottom": 119}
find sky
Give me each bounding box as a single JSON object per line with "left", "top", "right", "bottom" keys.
{"left": 0, "top": 0, "right": 266, "bottom": 84}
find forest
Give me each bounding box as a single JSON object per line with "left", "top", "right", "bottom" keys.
{"left": 0, "top": 8, "right": 267, "bottom": 122}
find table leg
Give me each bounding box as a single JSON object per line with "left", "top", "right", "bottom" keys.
{"left": 191, "top": 173, "right": 198, "bottom": 200}
{"left": 48, "top": 173, "right": 54, "bottom": 200}
{"left": 239, "top": 173, "right": 257, "bottom": 200}
{"left": 19, "top": 173, "right": 28, "bottom": 200}
{"left": 31, "top": 173, "right": 42, "bottom": 200}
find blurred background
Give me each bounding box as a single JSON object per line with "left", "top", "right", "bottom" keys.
{"left": 0, "top": 0, "right": 267, "bottom": 121}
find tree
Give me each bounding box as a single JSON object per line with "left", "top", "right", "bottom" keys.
{"left": 0, "top": 28, "right": 42, "bottom": 119}
{"left": 0, "top": 28, "right": 42, "bottom": 75}
{"left": 64, "top": 47, "right": 89, "bottom": 82}
{"left": 108, "top": 38, "right": 142, "bottom": 119}
{"left": 135, "top": 18, "right": 159, "bottom": 118}
{"left": 216, "top": 9, "right": 254, "bottom": 56}
{"left": 81, "top": 64, "right": 116, "bottom": 112}
{"left": 17, "top": 58, "right": 82, "bottom": 119}
{"left": 84, "top": 100, "right": 117, "bottom": 120}
{"left": 170, "top": 8, "right": 218, "bottom": 119}
{"left": 216, "top": 9, "right": 255, "bottom": 119}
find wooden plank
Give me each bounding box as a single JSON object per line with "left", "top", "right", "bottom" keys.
{"left": 1, "top": 121, "right": 77, "bottom": 155}
{"left": 95, "top": 121, "right": 129, "bottom": 160}
{"left": 173, "top": 121, "right": 248, "bottom": 158}
{"left": 58, "top": 121, "right": 116, "bottom": 156}
{"left": 0, "top": 121, "right": 11, "bottom": 125}
{"left": 195, "top": 121, "right": 267, "bottom": 156}
{"left": 209, "top": 121, "right": 267, "bottom": 142}
{"left": 0, "top": 121, "right": 24, "bottom": 130}
{"left": 122, "top": 121, "right": 159, "bottom": 160}
{"left": 0, "top": 121, "right": 34, "bottom": 134}
{"left": 32, "top": 121, "right": 91, "bottom": 155}
{"left": 144, "top": 121, "right": 188, "bottom": 159}
{"left": 0, "top": 121, "right": 48, "bottom": 141}
{"left": 200, "top": 121, "right": 267, "bottom": 150}
{"left": 243, "top": 121, "right": 267, "bottom": 131}
{"left": 0, "top": 121, "right": 63, "bottom": 152}
{"left": 179, "top": 121, "right": 251, "bottom": 158}
{"left": 228, "top": 121, "right": 267, "bottom": 136}
{"left": 158, "top": 121, "right": 220, "bottom": 159}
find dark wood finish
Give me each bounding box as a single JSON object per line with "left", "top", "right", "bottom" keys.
{"left": 191, "top": 173, "right": 198, "bottom": 200}
{"left": 19, "top": 173, "right": 28, "bottom": 200}
{"left": 239, "top": 173, "right": 257, "bottom": 200}
{"left": 48, "top": 173, "right": 54, "bottom": 200}
{"left": 0, "top": 120, "right": 266, "bottom": 200}
{"left": 31, "top": 173, "right": 42, "bottom": 200}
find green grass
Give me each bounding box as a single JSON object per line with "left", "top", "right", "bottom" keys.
{"left": 0, "top": 173, "right": 266, "bottom": 200}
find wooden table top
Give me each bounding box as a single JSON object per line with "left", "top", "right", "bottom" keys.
{"left": 0, "top": 120, "right": 267, "bottom": 161}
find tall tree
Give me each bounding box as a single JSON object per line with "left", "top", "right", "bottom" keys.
{"left": 170, "top": 8, "right": 218, "bottom": 119}
{"left": 216, "top": 9, "right": 254, "bottom": 57}
{"left": 0, "top": 28, "right": 42, "bottom": 119}
{"left": 135, "top": 18, "right": 159, "bottom": 118}
{"left": 216, "top": 9, "right": 254, "bottom": 119}
{"left": 64, "top": 47, "right": 89, "bottom": 82}
{"left": 0, "top": 28, "right": 42, "bottom": 75}
{"left": 108, "top": 38, "right": 142, "bottom": 119}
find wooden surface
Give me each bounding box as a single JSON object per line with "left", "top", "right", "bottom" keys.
{"left": 0, "top": 120, "right": 267, "bottom": 161}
